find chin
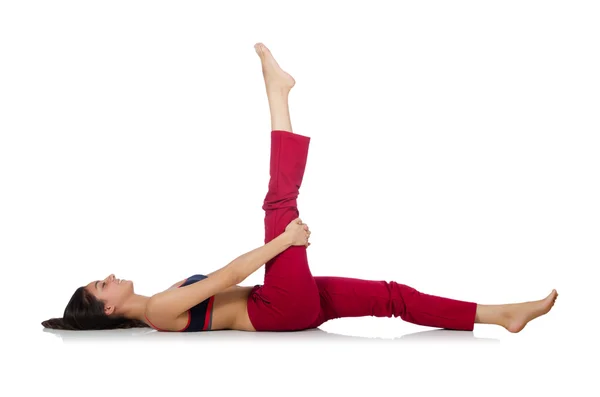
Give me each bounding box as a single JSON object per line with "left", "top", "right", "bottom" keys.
{"left": 121, "top": 280, "right": 134, "bottom": 292}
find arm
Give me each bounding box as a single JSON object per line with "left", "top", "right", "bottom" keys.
{"left": 147, "top": 232, "right": 293, "bottom": 320}
{"left": 209, "top": 232, "right": 292, "bottom": 282}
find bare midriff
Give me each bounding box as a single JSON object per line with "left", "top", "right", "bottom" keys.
{"left": 210, "top": 284, "right": 257, "bottom": 331}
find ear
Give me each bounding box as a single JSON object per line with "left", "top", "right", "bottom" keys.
{"left": 104, "top": 305, "right": 115, "bottom": 316}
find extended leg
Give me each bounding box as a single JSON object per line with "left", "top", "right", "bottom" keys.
{"left": 306, "top": 276, "right": 478, "bottom": 331}
{"left": 306, "top": 276, "right": 558, "bottom": 333}
{"left": 246, "top": 44, "right": 319, "bottom": 332}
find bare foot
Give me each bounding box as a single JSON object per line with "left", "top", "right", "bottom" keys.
{"left": 502, "top": 289, "right": 558, "bottom": 333}
{"left": 254, "top": 42, "right": 296, "bottom": 93}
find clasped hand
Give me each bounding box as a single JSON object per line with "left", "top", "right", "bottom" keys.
{"left": 284, "top": 217, "right": 311, "bottom": 248}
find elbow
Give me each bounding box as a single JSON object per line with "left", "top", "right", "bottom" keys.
{"left": 232, "top": 269, "right": 246, "bottom": 285}
{"left": 228, "top": 266, "right": 246, "bottom": 285}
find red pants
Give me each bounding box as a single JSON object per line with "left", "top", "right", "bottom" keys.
{"left": 246, "top": 130, "right": 477, "bottom": 332}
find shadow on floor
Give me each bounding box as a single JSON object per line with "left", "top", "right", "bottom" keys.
{"left": 42, "top": 326, "right": 500, "bottom": 344}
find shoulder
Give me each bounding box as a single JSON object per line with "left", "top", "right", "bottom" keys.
{"left": 145, "top": 269, "right": 238, "bottom": 330}
{"left": 145, "top": 287, "right": 192, "bottom": 332}
{"left": 143, "top": 276, "right": 189, "bottom": 331}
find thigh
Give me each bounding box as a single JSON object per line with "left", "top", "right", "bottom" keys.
{"left": 307, "top": 276, "right": 390, "bottom": 329}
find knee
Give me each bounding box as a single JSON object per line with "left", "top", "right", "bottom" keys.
{"left": 393, "top": 282, "right": 420, "bottom": 301}
{"left": 262, "top": 196, "right": 298, "bottom": 211}
{"left": 389, "top": 281, "right": 421, "bottom": 315}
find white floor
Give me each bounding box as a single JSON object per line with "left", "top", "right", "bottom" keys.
{"left": 11, "top": 311, "right": 592, "bottom": 397}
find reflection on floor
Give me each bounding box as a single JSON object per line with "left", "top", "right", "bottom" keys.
{"left": 42, "top": 326, "right": 500, "bottom": 344}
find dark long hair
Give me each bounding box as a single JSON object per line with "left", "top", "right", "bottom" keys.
{"left": 41, "top": 286, "right": 149, "bottom": 330}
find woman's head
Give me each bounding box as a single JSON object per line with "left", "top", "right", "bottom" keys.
{"left": 42, "top": 274, "right": 149, "bottom": 330}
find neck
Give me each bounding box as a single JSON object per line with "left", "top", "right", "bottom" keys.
{"left": 116, "top": 293, "right": 151, "bottom": 322}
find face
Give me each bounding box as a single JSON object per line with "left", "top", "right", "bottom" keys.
{"left": 85, "top": 274, "right": 134, "bottom": 316}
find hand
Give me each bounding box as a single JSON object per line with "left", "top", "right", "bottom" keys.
{"left": 284, "top": 217, "right": 312, "bottom": 248}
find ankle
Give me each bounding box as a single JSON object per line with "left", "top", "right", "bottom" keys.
{"left": 475, "top": 304, "right": 511, "bottom": 327}
{"left": 497, "top": 305, "right": 512, "bottom": 328}
{"left": 267, "top": 84, "right": 291, "bottom": 101}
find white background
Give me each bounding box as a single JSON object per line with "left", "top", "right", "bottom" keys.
{"left": 1, "top": 1, "right": 598, "bottom": 396}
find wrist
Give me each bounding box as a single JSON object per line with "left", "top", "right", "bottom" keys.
{"left": 279, "top": 231, "right": 293, "bottom": 248}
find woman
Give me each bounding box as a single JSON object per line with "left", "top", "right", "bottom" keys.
{"left": 42, "top": 43, "right": 558, "bottom": 334}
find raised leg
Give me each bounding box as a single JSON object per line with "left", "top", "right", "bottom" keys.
{"left": 246, "top": 43, "right": 320, "bottom": 332}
